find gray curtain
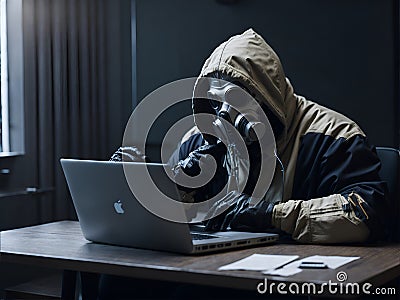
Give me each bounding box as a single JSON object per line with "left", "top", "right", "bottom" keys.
{"left": 23, "top": 0, "right": 110, "bottom": 220}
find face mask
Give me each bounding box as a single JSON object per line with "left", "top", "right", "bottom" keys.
{"left": 207, "top": 79, "right": 266, "bottom": 144}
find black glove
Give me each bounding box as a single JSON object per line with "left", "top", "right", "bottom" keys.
{"left": 178, "top": 141, "right": 226, "bottom": 177}
{"left": 174, "top": 141, "right": 227, "bottom": 202}
{"left": 205, "top": 194, "right": 275, "bottom": 232}
{"left": 110, "top": 146, "right": 149, "bottom": 162}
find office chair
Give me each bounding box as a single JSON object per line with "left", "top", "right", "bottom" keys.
{"left": 376, "top": 147, "right": 400, "bottom": 242}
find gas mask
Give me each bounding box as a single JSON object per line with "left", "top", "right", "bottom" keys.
{"left": 207, "top": 79, "right": 266, "bottom": 144}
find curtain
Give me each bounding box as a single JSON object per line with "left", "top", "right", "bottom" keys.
{"left": 23, "top": 0, "right": 111, "bottom": 220}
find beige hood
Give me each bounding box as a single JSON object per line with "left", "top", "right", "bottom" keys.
{"left": 197, "top": 29, "right": 298, "bottom": 153}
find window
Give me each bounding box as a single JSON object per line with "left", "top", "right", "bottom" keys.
{"left": 0, "top": 0, "right": 24, "bottom": 156}
{"left": 0, "top": 0, "right": 9, "bottom": 153}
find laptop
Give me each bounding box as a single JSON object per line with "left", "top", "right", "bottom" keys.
{"left": 60, "top": 159, "right": 279, "bottom": 254}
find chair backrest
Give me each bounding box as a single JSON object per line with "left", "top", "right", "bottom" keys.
{"left": 376, "top": 147, "right": 400, "bottom": 242}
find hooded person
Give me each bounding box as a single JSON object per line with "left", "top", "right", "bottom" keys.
{"left": 170, "top": 28, "right": 388, "bottom": 244}
{"left": 102, "top": 28, "right": 389, "bottom": 300}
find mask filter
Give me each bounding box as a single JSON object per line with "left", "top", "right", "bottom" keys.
{"left": 234, "top": 114, "right": 266, "bottom": 143}
{"left": 207, "top": 79, "right": 266, "bottom": 143}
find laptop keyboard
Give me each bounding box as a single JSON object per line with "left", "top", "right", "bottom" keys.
{"left": 191, "top": 233, "right": 219, "bottom": 240}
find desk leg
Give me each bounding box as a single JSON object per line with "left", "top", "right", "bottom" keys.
{"left": 61, "top": 270, "right": 77, "bottom": 300}
{"left": 80, "top": 272, "right": 100, "bottom": 300}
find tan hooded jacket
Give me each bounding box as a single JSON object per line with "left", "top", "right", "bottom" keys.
{"left": 179, "top": 29, "right": 387, "bottom": 243}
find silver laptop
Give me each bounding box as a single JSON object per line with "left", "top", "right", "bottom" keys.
{"left": 60, "top": 159, "right": 278, "bottom": 254}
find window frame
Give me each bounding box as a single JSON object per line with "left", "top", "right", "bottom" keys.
{"left": 0, "top": 0, "right": 24, "bottom": 157}
{"left": 1, "top": 0, "right": 9, "bottom": 152}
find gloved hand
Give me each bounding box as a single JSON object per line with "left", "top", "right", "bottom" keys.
{"left": 205, "top": 194, "right": 275, "bottom": 232}
{"left": 177, "top": 141, "right": 226, "bottom": 177}
{"left": 173, "top": 141, "right": 227, "bottom": 203}
{"left": 110, "top": 146, "right": 149, "bottom": 162}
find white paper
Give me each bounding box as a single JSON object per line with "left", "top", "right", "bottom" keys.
{"left": 263, "top": 255, "right": 360, "bottom": 277}
{"left": 306, "top": 255, "right": 360, "bottom": 269}
{"left": 281, "top": 255, "right": 360, "bottom": 270}
{"left": 218, "top": 254, "right": 299, "bottom": 271}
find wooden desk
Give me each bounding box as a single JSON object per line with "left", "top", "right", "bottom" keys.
{"left": 1, "top": 221, "right": 399, "bottom": 298}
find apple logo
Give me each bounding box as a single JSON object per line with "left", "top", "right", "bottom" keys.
{"left": 113, "top": 200, "right": 125, "bottom": 214}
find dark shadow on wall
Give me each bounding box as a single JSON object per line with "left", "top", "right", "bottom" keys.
{"left": 133, "top": 0, "right": 399, "bottom": 150}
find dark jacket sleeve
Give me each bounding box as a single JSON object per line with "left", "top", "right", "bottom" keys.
{"left": 279, "top": 133, "right": 389, "bottom": 242}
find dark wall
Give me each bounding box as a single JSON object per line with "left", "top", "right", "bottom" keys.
{"left": 134, "top": 0, "right": 398, "bottom": 148}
